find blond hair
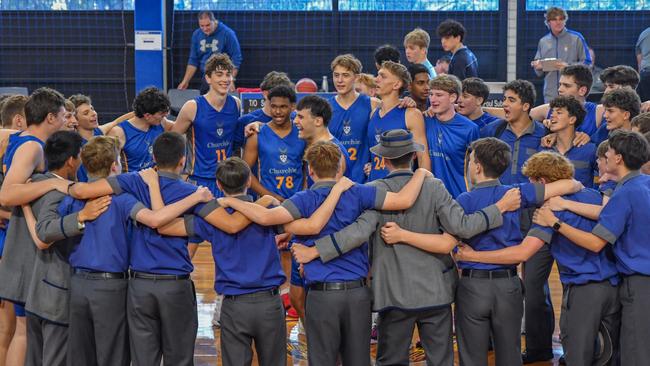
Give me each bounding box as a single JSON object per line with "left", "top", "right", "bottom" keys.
{"left": 403, "top": 27, "right": 430, "bottom": 49}
{"left": 429, "top": 74, "right": 461, "bottom": 96}
{"left": 381, "top": 61, "right": 411, "bottom": 95}
{"left": 331, "top": 54, "right": 362, "bottom": 74}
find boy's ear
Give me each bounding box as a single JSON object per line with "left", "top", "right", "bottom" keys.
{"left": 246, "top": 175, "right": 252, "bottom": 188}
{"left": 216, "top": 180, "right": 223, "bottom": 192}
{"left": 179, "top": 156, "right": 187, "bottom": 169}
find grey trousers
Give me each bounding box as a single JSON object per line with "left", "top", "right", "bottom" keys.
{"left": 523, "top": 243, "right": 555, "bottom": 353}
{"left": 376, "top": 306, "right": 453, "bottom": 366}
{"left": 560, "top": 280, "right": 620, "bottom": 366}
{"left": 456, "top": 275, "right": 523, "bottom": 366}
{"left": 68, "top": 275, "right": 129, "bottom": 366}
{"left": 305, "top": 286, "right": 372, "bottom": 366}
{"left": 220, "top": 292, "right": 286, "bottom": 366}
{"left": 127, "top": 277, "right": 198, "bottom": 366}
{"left": 25, "top": 313, "right": 68, "bottom": 366}
{"left": 619, "top": 275, "right": 650, "bottom": 366}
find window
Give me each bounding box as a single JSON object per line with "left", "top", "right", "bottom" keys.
{"left": 173, "top": 0, "right": 332, "bottom": 11}
{"left": 526, "top": 0, "right": 650, "bottom": 11}
{"left": 338, "top": 0, "right": 499, "bottom": 11}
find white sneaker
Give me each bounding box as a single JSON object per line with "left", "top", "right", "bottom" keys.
{"left": 212, "top": 294, "right": 223, "bottom": 327}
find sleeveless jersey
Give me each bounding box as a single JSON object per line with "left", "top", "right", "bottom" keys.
{"left": 77, "top": 128, "right": 104, "bottom": 182}
{"left": 366, "top": 107, "right": 408, "bottom": 181}
{"left": 187, "top": 95, "right": 240, "bottom": 179}
{"left": 257, "top": 124, "right": 306, "bottom": 198}
{"left": 3, "top": 132, "right": 45, "bottom": 174}
{"left": 328, "top": 94, "right": 373, "bottom": 183}
{"left": 118, "top": 121, "right": 164, "bottom": 172}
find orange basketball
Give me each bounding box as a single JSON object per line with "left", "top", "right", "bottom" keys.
{"left": 295, "top": 78, "right": 318, "bottom": 93}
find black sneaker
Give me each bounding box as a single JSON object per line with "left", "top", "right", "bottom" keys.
{"left": 558, "top": 354, "right": 566, "bottom": 365}
{"left": 521, "top": 350, "right": 554, "bottom": 364}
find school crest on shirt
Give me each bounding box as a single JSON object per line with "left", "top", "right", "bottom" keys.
{"left": 375, "top": 128, "right": 382, "bottom": 143}
{"left": 200, "top": 39, "right": 219, "bottom": 53}
{"left": 343, "top": 120, "right": 352, "bottom": 136}
{"left": 279, "top": 148, "right": 288, "bottom": 164}
{"left": 437, "top": 132, "right": 443, "bottom": 146}
{"left": 216, "top": 122, "right": 224, "bottom": 137}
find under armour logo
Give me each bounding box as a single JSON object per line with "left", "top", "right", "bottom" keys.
{"left": 200, "top": 39, "right": 219, "bottom": 53}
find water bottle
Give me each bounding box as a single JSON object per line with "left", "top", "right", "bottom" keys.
{"left": 321, "top": 76, "right": 329, "bottom": 93}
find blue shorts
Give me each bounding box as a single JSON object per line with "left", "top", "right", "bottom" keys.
{"left": 188, "top": 175, "right": 221, "bottom": 198}
{"left": 13, "top": 303, "right": 25, "bottom": 317}
{"left": 290, "top": 257, "right": 306, "bottom": 288}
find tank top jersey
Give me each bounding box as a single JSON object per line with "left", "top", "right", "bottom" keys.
{"left": 366, "top": 107, "right": 408, "bottom": 181}
{"left": 328, "top": 94, "right": 373, "bottom": 183}
{"left": 118, "top": 120, "right": 164, "bottom": 172}
{"left": 257, "top": 124, "right": 306, "bottom": 199}
{"left": 3, "top": 132, "right": 45, "bottom": 174}
{"left": 77, "top": 128, "right": 103, "bottom": 182}
{"left": 186, "top": 95, "right": 240, "bottom": 179}
{"left": 546, "top": 101, "right": 598, "bottom": 136}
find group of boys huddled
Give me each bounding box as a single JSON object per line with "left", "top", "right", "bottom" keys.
{"left": 0, "top": 14, "right": 650, "bottom": 366}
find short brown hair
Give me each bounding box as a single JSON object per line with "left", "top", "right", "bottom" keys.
{"left": 596, "top": 140, "right": 609, "bottom": 158}
{"left": 331, "top": 54, "right": 362, "bottom": 75}
{"left": 429, "top": 74, "right": 461, "bottom": 96}
{"left": 305, "top": 141, "right": 341, "bottom": 179}
{"left": 68, "top": 94, "right": 92, "bottom": 109}
{"left": 205, "top": 53, "right": 234, "bottom": 76}
{"left": 64, "top": 100, "right": 75, "bottom": 112}
{"left": 522, "top": 151, "right": 574, "bottom": 182}
{"left": 356, "top": 73, "right": 376, "bottom": 89}
{"left": 403, "top": 28, "right": 430, "bottom": 49}
{"left": 546, "top": 6, "right": 568, "bottom": 21}
{"left": 631, "top": 112, "right": 650, "bottom": 134}
{"left": 260, "top": 71, "right": 293, "bottom": 91}
{"left": 381, "top": 61, "right": 411, "bottom": 95}
{"left": 81, "top": 136, "right": 120, "bottom": 178}
{"left": 1, "top": 95, "right": 28, "bottom": 128}
{"left": 471, "top": 137, "right": 511, "bottom": 178}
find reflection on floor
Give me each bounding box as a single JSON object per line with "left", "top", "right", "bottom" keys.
{"left": 192, "top": 246, "right": 564, "bottom": 366}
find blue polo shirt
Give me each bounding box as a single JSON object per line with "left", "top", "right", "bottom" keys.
{"left": 590, "top": 122, "right": 609, "bottom": 147}
{"left": 107, "top": 171, "right": 205, "bottom": 275}
{"left": 425, "top": 113, "right": 479, "bottom": 198}
{"left": 471, "top": 112, "right": 500, "bottom": 130}
{"left": 481, "top": 119, "right": 547, "bottom": 184}
{"left": 281, "top": 181, "right": 387, "bottom": 284}
{"left": 543, "top": 142, "right": 597, "bottom": 188}
{"left": 592, "top": 171, "right": 650, "bottom": 275}
{"left": 185, "top": 195, "right": 285, "bottom": 296}
{"left": 598, "top": 180, "right": 617, "bottom": 197}
{"left": 527, "top": 189, "right": 619, "bottom": 285}
{"left": 456, "top": 180, "right": 544, "bottom": 270}
{"left": 59, "top": 192, "right": 145, "bottom": 272}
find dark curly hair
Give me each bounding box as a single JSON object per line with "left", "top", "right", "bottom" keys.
{"left": 132, "top": 87, "right": 170, "bottom": 118}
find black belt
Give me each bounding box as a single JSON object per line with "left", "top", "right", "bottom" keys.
{"left": 461, "top": 268, "right": 518, "bottom": 279}
{"left": 308, "top": 279, "right": 367, "bottom": 291}
{"left": 73, "top": 269, "right": 128, "bottom": 280}
{"left": 224, "top": 288, "right": 279, "bottom": 300}
{"left": 130, "top": 271, "right": 190, "bottom": 280}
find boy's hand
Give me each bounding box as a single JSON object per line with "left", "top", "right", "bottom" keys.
{"left": 78, "top": 195, "right": 112, "bottom": 222}
{"left": 53, "top": 178, "right": 73, "bottom": 194}
{"left": 569, "top": 179, "right": 584, "bottom": 194}
{"left": 533, "top": 205, "right": 558, "bottom": 227}
{"left": 496, "top": 188, "right": 521, "bottom": 213}
{"left": 414, "top": 168, "right": 433, "bottom": 178}
{"left": 217, "top": 197, "right": 231, "bottom": 208}
{"left": 423, "top": 107, "right": 435, "bottom": 118}
{"left": 138, "top": 168, "right": 158, "bottom": 186}
{"left": 275, "top": 232, "right": 292, "bottom": 250}
{"left": 364, "top": 163, "right": 371, "bottom": 176}
{"left": 397, "top": 97, "right": 417, "bottom": 109}
{"left": 332, "top": 176, "right": 354, "bottom": 193}
{"left": 541, "top": 133, "right": 556, "bottom": 148}
{"left": 192, "top": 186, "right": 214, "bottom": 203}
{"left": 380, "top": 222, "right": 404, "bottom": 244}
{"left": 546, "top": 196, "right": 567, "bottom": 211}
{"left": 572, "top": 132, "right": 591, "bottom": 147}
{"left": 244, "top": 121, "right": 263, "bottom": 137}
{"left": 261, "top": 195, "right": 281, "bottom": 207}
{"left": 454, "top": 243, "right": 476, "bottom": 262}
{"left": 291, "top": 243, "right": 319, "bottom": 264}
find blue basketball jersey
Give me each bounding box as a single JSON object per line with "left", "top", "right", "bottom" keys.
{"left": 367, "top": 107, "right": 408, "bottom": 181}
{"left": 3, "top": 132, "right": 45, "bottom": 174}
{"left": 328, "top": 94, "right": 373, "bottom": 183}
{"left": 77, "top": 128, "right": 104, "bottom": 182}
{"left": 187, "top": 95, "right": 241, "bottom": 180}
{"left": 257, "top": 124, "right": 306, "bottom": 199}
{"left": 118, "top": 121, "right": 164, "bottom": 172}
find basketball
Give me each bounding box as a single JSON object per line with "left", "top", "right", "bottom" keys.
{"left": 295, "top": 78, "right": 318, "bottom": 93}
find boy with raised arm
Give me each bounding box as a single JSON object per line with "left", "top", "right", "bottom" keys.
{"left": 456, "top": 151, "right": 620, "bottom": 366}
{"left": 221, "top": 140, "right": 429, "bottom": 365}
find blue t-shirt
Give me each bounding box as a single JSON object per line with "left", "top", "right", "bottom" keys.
{"left": 188, "top": 22, "right": 242, "bottom": 72}
{"left": 449, "top": 47, "right": 478, "bottom": 81}
{"left": 109, "top": 171, "right": 204, "bottom": 275}
{"left": 590, "top": 122, "right": 610, "bottom": 147}
{"left": 60, "top": 192, "right": 142, "bottom": 272}
{"left": 367, "top": 107, "right": 408, "bottom": 181}
{"left": 257, "top": 124, "right": 305, "bottom": 199}
{"left": 593, "top": 172, "right": 650, "bottom": 275}
{"left": 187, "top": 95, "right": 241, "bottom": 181}
{"left": 421, "top": 59, "right": 437, "bottom": 79}
{"left": 480, "top": 119, "right": 547, "bottom": 185}
{"left": 598, "top": 180, "right": 617, "bottom": 197}
{"left": 425, "top": 113, "right": 479, "bottom": 198}
{"left": 543, "top": 142, "right": 597, "bottom": 188}
{"left": 456, "top": 180, "right": 544, "bottom": 270}
{"left": 472, "top": 112, "right": 500, "bottom": 130}
{"left": 282, "top": 182, "right": 385, "bottom": 284}
{"left": 328, "top": 94, "right": 373, "bottom": 183}
{"left": 118, "top": 121, "right": 164, "bottom": 172}
{"left": 188, "top": 196, "right": 285, "bottom": 296}
{"left": 77, "top": 128, "right": 104, "bottom": 182}
{"left": 528, "top": 189, "right": 618, "bottom": 285}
